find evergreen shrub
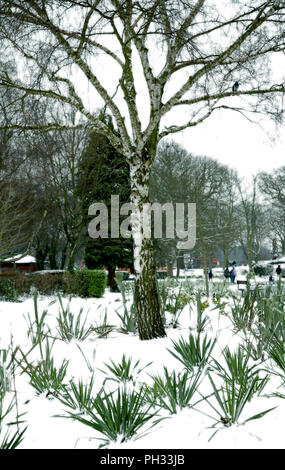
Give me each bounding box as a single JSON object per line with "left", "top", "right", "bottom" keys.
{"left": 72, "top": 270, "right": 107, "bottom": 298}
{"left": 253, "top": 264, "right": 273, "bottom": 277}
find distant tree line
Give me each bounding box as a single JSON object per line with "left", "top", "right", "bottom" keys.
{"left": 1, "top": 106, "right": 282, "bottom": 287}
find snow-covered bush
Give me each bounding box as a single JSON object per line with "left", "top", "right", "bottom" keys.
{"left": 29, "top": 269, "right": 107, "bottom": 298}
{"left": 29, "top": 272, "right": 64, "bottom": 295}
{"left": 0, "top": 272, "right": 31, "bottom": 300}
{"left": 253, "top": 263, "right": 273, "bottom": 277}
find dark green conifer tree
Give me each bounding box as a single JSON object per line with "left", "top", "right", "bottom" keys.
{"left": 78, "top": 114, "right": 133, "bottom": 291}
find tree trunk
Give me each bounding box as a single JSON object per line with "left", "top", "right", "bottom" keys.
{"left": 35, "top": 244, "right": 48, "bottom": 270}
{"left": 200, "top": 238, "right": 209, "bottom": 297}
{"left": 247, "top": 234, "right": 254, "bottom": 273}
{"left": 60, "top": 244, "right": 68, "bottom": 270}
{"left": 67, "top": 241, "right": 78, "bottom": 273}
{"left": 176, "top": 251, "right": 181, "bottom": 278}
{"left": 48, "top": 241, "right": 58, "bottom": 269}
{"left": 209, "top": 255, "right": 213, "bottom": 270}
{"left": 129, "top": 155, "right": 166, "bottom": 340}
{"left": 223, "top": 244, "right": 229, "bottom": 269}
{"left": 167, "top": 261, "right": 173, "bottom": 277}
{"left": 166, "top": 242, "right": 176, "bottom": 277}
{"left": 281, "top": 237, "right": 285, "bottom": 256}
{"left": 107, "top": 268, "right": 119, "bottom": 292}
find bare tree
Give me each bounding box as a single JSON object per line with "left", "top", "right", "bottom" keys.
{"left": 238, "top": 177, "right": 269, "bottom": 272}
{"left": 0, "top": 182, "right": 35, "bottom": 260}
{"left": 151, "top": 140, "right": 239, "bottom": 293}
{"left": 259, "top": 167, "right": 285, "bottom": 255}
{"left": 0, "top": 1, "right": 285, "bottom": 338}
{"left": 25, "top": 112, "right": 89, "bottom": 271}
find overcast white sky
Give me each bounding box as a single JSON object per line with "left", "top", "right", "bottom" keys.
{"left": 169, "top": 52, "right": 285, "bottom": 181}
{"left": 170, "top": 107, "right": 285, "bottom": 180}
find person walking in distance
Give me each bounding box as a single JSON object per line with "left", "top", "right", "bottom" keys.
{"left": 224, "top": 266, "right": 230, "bottom": 282}
{"left": 276, "top": 264, "right": 282, "bottom": 278}
{"left": 230, "top": 266, "right": 237, "bottom": 283}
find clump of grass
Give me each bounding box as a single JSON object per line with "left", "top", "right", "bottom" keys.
{"left": 145, "top": 366, "right": 203, "bottom": 414}
{"left": 165, "top": 285, "right": 193, "bottom": 329}
{"left": 24, "top": 291, "right": 53, "bottom": 346}
{"left": 63, "top": 387, "right": 161, "bottom": 447}
{"left": 17, "top": 339, "right": 68, "bottom": 398}
{"left": 268, "top": 341, "right": 285, "bottom": 377}
{"left": 212, "top": 346, "right": 268, "bottom": 400}
{"left": 168, "top": 333, "right": 216, "bottom": 372}
{"left": 56, "top": 294, "right": 94, "bottom": 342}
{"left": 0, "top": 347, "right": 27, "bottom": 449}
{"left": 196, "top": 292, "right": 210, "bottom": 333}
{"left": 0, "top": 394, "right": 27, "bottom": 449}
{"left": 198, "top": 374, "right": 276, "bottom": 441}
{"left": 92, "top": 309, "right": 115, "bottom": 338}
{"left": 115, "top": 305, "right": 137, "bottom": 334}
{"left": 115, "top": 276, "right": 137, "bottom": 334}
{"left": 57, "top": 375, "right": 95, "bottom": 412}
{"left": 266, "top": 340, "right": 285, "bottom": 398}
{"left": 100, "top": 354, "right": 152, "bottom": 386}
{"left": 230, "top": 284, "right": 261, "bottom": 332}
{"left": 0, "top": 349, "right": 12, "bottom": 394}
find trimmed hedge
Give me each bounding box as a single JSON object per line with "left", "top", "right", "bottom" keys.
{"left": 30, "top": 273, "right": 64, "bottom": 295}
{"left": 72, "top": 270, "right": 107, "bottom": 298}
{"left": 30, "top": 269, "right": 107, "bottom": 297}
{"left": 0, "top": 269, "right": 107, "bottom": 300}
{"left": 0, "top": 272, "right": 32, "bottom": 300}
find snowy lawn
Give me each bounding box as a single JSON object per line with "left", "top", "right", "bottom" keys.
{"left": 0, "top": 276, "right": 285, "bottom": 449}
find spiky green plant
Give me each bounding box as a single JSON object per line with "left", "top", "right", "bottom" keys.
{"left": 212, "top": 346, "right": 268, "bottom": 400}
{"left": 199, "top": 374, "right": 276, "bottom": 441}
{"left": 24, "top": 291, "right": 53, "bottom": 349}
{"left": 92, "top": 310, "right": 115, "bottom": 338}
{"left": 168, "top": 333, "right": 216, "bottom": 372}
{"left": 196, "top": 292, "right": 209, "bottom": 333}
{"left": 64, "top": 387, "right": 162, "bottom": 447}
{"left": 157, "top": 279, "right": 171, "bottom": 325}
{"left": 115, "top": 304, "right": 137, "bottom": 334}
{"left": 57, "top": 375, "right": 95, "bottom": 411}
{"left": 230, "top": 298, "right": 250, "bottom": 332}
{"left": 145, "top": 366, "right": 203, "bottom": 414}
{"left": 230, "top": 284, "right": 262, "bottom": 332}
{"left": 254, "top": 287, "right": 285, "bottom": 352}
{"left": 100, "top": 354, "right": 152, "bottom": 386}
{"left": 115, "top": 273, "right": 137, "bottom": 333}
{"left": 56, "top": 294, "right": 94, "bottom": 342}
{"left": 0, "top": 393, "right": 27, "bottom": 449}
{"left": 268, "top": 341, "right": 285, "bottom": 375}
{"left": 240, "top": 285, "right": 285, "bottom": 361}
{"left": 164, "top": 284, "right": 187, "bottom": 328}
{"left": 266, "top": 340, "right": 285, "bottom": 398}
{"left": 0, "top": 349, "right": 12, "bottom": 394}
{"left": 18, "top": 340, "right": 68, "bottom": 398}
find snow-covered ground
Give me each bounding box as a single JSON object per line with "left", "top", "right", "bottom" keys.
{"left": 0, "top": 271, "right": 285, "bottom": 449}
